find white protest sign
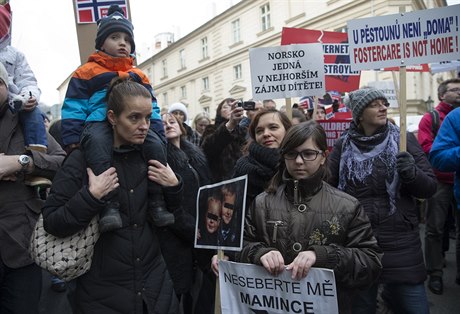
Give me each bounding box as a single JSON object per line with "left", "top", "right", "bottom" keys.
{"left": 219, "top": 261, "right": 338, "bottom": 314}
{"left": 430, "top": 60, "right": 460, "bottom": 73}
{"left": 368, "top": 80, "right": 399, "bottom": 108}
{"left": 249, "top": 44, "right": 325, "bottom": 99}
{"left": 348, "top": 5, "right": 460, "bottom": 70}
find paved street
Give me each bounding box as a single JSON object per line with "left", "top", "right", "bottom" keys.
{"left": 420, "top": 223, "right": 460, "bottom": 314}
{"left": 38, "top": 223, "right": 460, "bottom": 314}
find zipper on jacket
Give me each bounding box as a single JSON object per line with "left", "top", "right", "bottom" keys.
{"left": 293, "top": 180, "right": 299, "bottom": 205}
{"left": 187, "top": 161, "right": 200, "bottom": 186}
{"left": 267, "top": 220, "right": 285, "bottom": 243}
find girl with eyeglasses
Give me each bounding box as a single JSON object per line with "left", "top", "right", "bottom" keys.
{"left": 233, "top": 120, "right": 383, "bottom": 313}
{"left": 328, "top": 87, "right": 437, "bottom": 314}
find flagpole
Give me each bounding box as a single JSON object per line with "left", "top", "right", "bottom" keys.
{"left": 214, "top": 250, "right": 224, "bottom": 314}
{"left": 398, "top": 6, "right": 407, "bottom": 152}
{"left": 285, "top": 98, "right": 292, "bottom": 120}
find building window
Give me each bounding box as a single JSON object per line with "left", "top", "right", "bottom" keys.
{"left": 146, "top": 68, "right": 152, "bottom": 82}
{"left": 179, "top": 49, "right": 186, "bottom": 69}
{"left": 201, "top": 37, "right": 208, "bottom": 59}
{"left": 181, "top": 86, "right": 187, "bottom": 98}
{"left": 233, "top": 64, "right": 242, "bottom": 80}
{"left": 261, "top": 3, "right": 271, "bottom": 31}
{"left": 162, "top": 93, "right": 168, "bottom": 106}
{"left": 161, "top": 59, "right": 167, "bottom": 77}
{"left": 204, "top": 106, "right": 210, "bottom": 114}
{"left": 231, "top": 19, "right": 240, "bottom": 43}
{"left": 202, "top": 77, "right": 209, "bottom": 91}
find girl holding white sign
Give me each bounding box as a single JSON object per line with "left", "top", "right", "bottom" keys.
{"left": 236, "top": 121, "right": 383, "bottom": 313}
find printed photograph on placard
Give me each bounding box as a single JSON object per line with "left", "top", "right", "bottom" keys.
{"left": 194, "top": 175, "right": 247, "bottom": 251}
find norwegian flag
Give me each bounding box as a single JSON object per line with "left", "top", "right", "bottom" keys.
{"left": 323, "top": 105, "right": 334, "bottom": 120}
{"left": 76, "top": 0, "right": 128, "bottom": 24}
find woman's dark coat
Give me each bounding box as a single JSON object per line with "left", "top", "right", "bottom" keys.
{"left": 328, "top": 131, "right": 436, "bottom": 284}
{"left": 158, "top": 139, "right": 212, "bottom": 294}
{"left": 233, "top": 141, "right": 280, "bottom": 208}
{"left": 43, "top": 148, "right": 180, "bottom": 314}
{"left": 201, "top": 121, "right": 246, "bottom": 182}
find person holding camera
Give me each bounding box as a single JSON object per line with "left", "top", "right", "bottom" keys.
{"left": 201, "top": 98, "right": 247, "bottom": 182}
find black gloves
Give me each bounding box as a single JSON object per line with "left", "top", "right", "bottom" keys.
{"left": 396, "top": 151, "right": 416, "bottom": 182}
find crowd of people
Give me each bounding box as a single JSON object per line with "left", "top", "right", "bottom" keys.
{"left": 1, "top": 2, "right": 459, "bottom": 314}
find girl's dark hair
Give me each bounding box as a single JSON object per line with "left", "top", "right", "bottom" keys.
{"left": 106, "top": 77, "right": 152, "bottom": 116}
{"left": 248, "top": 109, "right": 292, "bottom": 141}
{"left": 162, "top": 113, "right": 187, "bottom": 140}
{"left": 292, "top": 108, "right": 307, "bottom": 123}
{"left": 267, "top": 120, "right": 329, "bottom": 193}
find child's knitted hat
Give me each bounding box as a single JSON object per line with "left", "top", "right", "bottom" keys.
{"left": 95, "top": 5, "right": 135, "bottom": 53}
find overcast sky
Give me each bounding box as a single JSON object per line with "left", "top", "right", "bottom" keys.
{"left": 9, "top": 0, "right": 459, "bottom": 107}
{"left": 10, "top": 0, "right": 239, "bottom": 106}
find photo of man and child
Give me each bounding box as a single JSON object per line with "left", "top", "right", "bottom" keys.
{"left": 195, "top": 176, "right": 247, "bottom": 251}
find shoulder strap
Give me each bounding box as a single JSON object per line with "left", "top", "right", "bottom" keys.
{"left": 429, "top": 109, "right": 440, "bottom": 137}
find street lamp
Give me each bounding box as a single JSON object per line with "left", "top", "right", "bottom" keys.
{"left": 425, "top": 96, "right": 434, "bottom": 111}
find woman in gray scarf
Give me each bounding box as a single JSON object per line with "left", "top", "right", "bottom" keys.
{"left": 328, "top": 87, "right": 436, "bottom": 314}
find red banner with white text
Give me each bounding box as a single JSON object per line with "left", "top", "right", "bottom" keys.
{"left": 281, "top": 27, "right": 360, "bottom": 93}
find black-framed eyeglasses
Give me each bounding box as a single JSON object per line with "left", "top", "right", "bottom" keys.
{"left": 446, "top": 88, "right": 460, "bottom": 93}
{"left": 283, "top": 149, "right": 323, "bottom": 161}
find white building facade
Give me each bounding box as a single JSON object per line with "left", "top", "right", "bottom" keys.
{"left": 136, "top": 0, "right": 457, "bottom": 123}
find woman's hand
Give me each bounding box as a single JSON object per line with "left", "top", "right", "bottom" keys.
{"left": 87, "top": 167, "right": 119, "bottom": 200}
{"left": 225, "top": 100, "right": 244, "bottom": 131}
{"left": 260, "top": 250, "right": 285, "bottom": 276}
{"left": 148, "top": 160, "right": 178, "bottom": 187}
{"left": 286, "top": 250, "right": 316, "bottom": 280}
{"left": 211, "top": 254, "right": 229, "bottom": 277}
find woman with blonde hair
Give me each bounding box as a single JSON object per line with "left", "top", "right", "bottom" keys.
{"left": 192, "top": 112, "right": 211, "bottom": 145}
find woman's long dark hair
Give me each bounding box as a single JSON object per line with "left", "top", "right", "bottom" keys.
{"left": 214, "top": 97, "right": 235, "bottom": 126}
{"left": 267, "top": 120, "right": 329, "bottom": 193}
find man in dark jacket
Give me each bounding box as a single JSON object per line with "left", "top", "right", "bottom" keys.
{"left": 0, "top": 62, "right": 66, "bottom": 313}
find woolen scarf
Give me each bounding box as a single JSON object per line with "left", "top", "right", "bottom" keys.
{"left": 338, "top": 121, "right": 400, "bottom": 215}
{"left": 239, "top": 141, "right": 280, "bottom": 184}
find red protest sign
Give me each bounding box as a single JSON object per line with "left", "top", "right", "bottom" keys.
{"left": 281, "top": 27, "right": 361, "bottom": 93}
{"left": 384, "top": 64, "right": 430, "bottom": 72}
{"left": 318, "top": 117, "right": 352, "bottom": 151}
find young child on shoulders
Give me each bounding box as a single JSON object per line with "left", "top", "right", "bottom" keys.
{"left": 0, "top": 2, "right": 49, "bottom": 187}
{"left": 61, "top": 5, "right": 173, "bottom": 233}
